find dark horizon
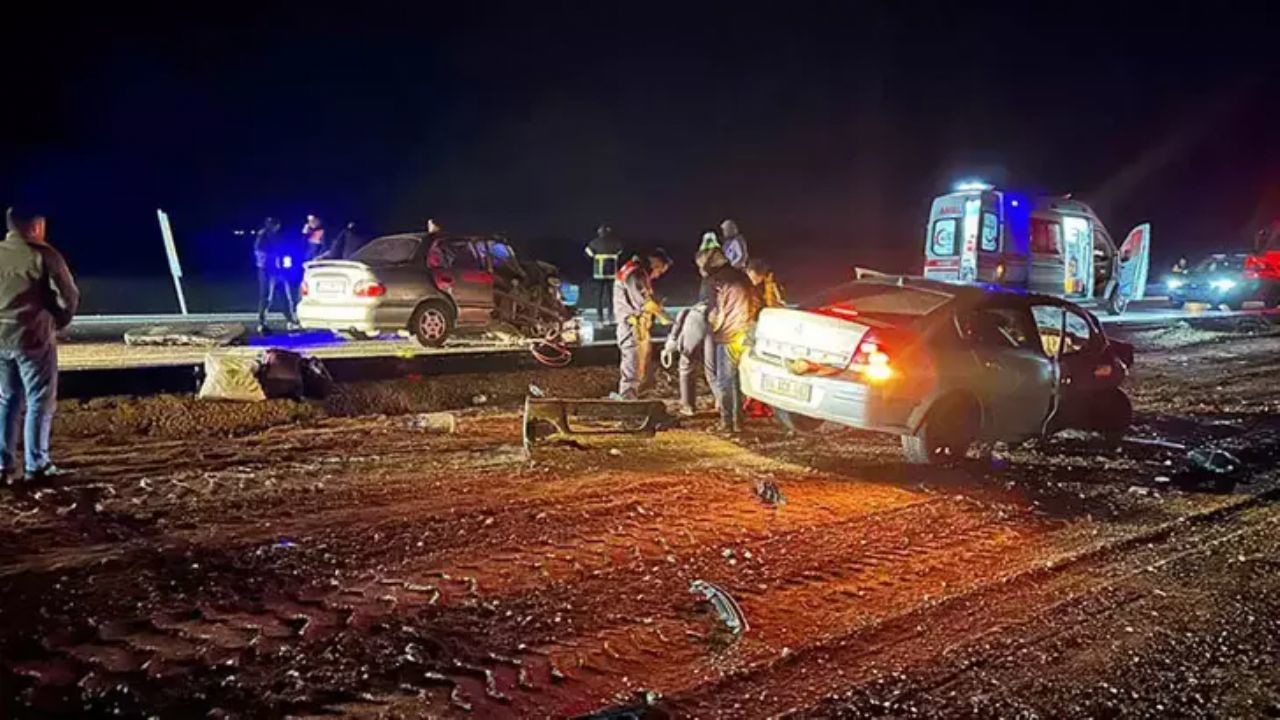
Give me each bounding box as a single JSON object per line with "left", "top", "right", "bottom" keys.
{"left": 4, "top": 2, "right": 1279, "bottom": 303}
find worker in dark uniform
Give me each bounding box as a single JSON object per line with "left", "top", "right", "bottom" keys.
{"left": 319, "top": 221, "right": 365, "bottom": 260}
{"left": 702, "top": 247, "right": 760, "bottom": 433}
{"left": 612, "top": 248, "right": 673, "bottom": 399}
{"left": 585, "top": 224, "right": 624, "bottom": 324}
{"left": 255, "top": 217, "right": 299, "bottom": 334}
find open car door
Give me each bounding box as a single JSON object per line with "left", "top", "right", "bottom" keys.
{"left": 1104, "top": 223, "right": 1151, "bottom": 315}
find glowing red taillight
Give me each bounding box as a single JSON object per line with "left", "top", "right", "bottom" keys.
{"left": 851, "top": 335, "right": 894, "bottom": 382}
{"left": 300, "top": 281, "right": 310, "bottom": 297}
{"left": 353, "top": 281, "right": 386, "bottom": 298}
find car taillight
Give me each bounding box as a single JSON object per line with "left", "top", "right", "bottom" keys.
{"left": 435, "top": 273, "right": 455, "bottom": 291}
{"left": 353, "top": 281, "right": 386, "bottom": 298}
{"left": 851, "top": 333, "right": 894, "bottom": 383}
{"left": 300, "top": 281, "right": 310, "bottom": 297}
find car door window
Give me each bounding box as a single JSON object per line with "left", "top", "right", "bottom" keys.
{"left": 1030, "top": 305, "right": 1094, "bottom": 356}
{"left": 957, "top": 307, "right": 1038, "bottom": 351}
{"left": 1030, "top": 305, "right": 1065, "bottom": 356}
{"left": 447, "top": 241, "right": 485, "bottom": 271}
{"left": 1062, "top": 309, "right": 1093, "bottom": 355}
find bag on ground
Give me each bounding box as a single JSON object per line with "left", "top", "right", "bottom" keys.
{"left": 258, "top": 349, "right": 305, "bottom": 399}
{"left": 198, "top": 353, "right": 267, "bottom": 402}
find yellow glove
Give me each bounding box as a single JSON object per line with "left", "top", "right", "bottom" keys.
{"left": 643, "top": 299, "right": 672, "bottom": 325}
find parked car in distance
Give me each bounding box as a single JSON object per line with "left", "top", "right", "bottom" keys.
{"left": 297, "top": 233, "right": 574, "bottom": 346}
{"left": 1166, "top": 253, "right": 1280, "bottom": 310}
{"left": 740, "top": 277, "right": 1135, "bottom": 463}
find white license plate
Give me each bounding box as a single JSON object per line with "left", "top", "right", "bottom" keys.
{"left": 316, "top": 280, "right": 344, "bottom": 294}
{"left": 761, "top": 374, "right": 812, "bottom": 402}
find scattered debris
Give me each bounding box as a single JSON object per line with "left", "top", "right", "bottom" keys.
{"left": 1187, "top": 448, "right": 1241, "bottom": 475}
{"left": 407, "top": 412, "right": 458, "bottom": 434}
{"left": 471, "top": 394, "right": 489, "bottom": 406}
{"left": 574, "top": 690, "right": 661, "bottom": 719}
{"left": 528, "top": 384, "right": 546, "bottom": 398}
{"left": 754, "top": 479, "right": 786, "bottom": 506}
{"left": 522, "top": 397, "right": 668, "bottom": 452}
{"left": 124, "top": 323, "right": 247, "bottom": 347}
{"left": 608, "top": 448, "right": 623, "bottom": 457}
{"left": 690, "top": 580, "right": 748, "bottom": 636}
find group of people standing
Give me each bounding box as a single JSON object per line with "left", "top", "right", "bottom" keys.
{"left": 606, "top": 218, "right": 785, "bottom": 434}
{"left": 252, "top": 215, "right": 364, "bottom": 333}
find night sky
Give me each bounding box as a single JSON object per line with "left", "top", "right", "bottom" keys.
{"left": 4, "top": 2, "right": 1278, "bottom": 298}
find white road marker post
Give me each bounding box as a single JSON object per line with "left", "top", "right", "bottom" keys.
{"left": 156, "top": 208, "right": 189, "bottom": 315}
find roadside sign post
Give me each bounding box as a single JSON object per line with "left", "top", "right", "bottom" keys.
{"left": 156, "top": 208, "right": 189, "bottom": 315}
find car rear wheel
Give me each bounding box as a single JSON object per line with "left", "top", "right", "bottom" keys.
{"left": 901, "top": 396, "right": 979, "bottom": 465}
{"left": 410, "top": 301, "right": 454, "bottom": 347}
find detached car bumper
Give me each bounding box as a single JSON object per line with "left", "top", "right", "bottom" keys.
{"left": 739, "top": 352, "right": 916, "bottom": 435}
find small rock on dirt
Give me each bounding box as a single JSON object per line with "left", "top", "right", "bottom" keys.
{"left": 407, "top": 412, "right": 458, "bottom": 434}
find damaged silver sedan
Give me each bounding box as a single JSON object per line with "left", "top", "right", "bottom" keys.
{"left": 741, "top": 277, "right": 1135, "bottom": 463}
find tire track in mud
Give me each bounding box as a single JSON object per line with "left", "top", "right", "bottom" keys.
{"left": 1, "top": 473, "right": 964, "bottom": 716}
{"left": 657, "top": 481, "right": 1280, "bottom": 717}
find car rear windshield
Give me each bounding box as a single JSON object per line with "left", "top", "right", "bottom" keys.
{"left": 1193, "top": 255, "right": 1245, "bottom": 273}
{"left": 805, "top": 282, "right": 953, "bottom": 325}
{"left": 352, "top": 235, "right": 421, "bottom": 264}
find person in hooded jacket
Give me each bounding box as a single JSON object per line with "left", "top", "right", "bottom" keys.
{"left": 719, "top": 218, "right": 750, "bottom": 270}
{"left": 660, "top": 300, "right": 713, "bottom": 417}
{"left": 700, "top": 246, "right": 760, "bottom": 432}
{"left": 0, "top": 205, "right": 78, "bottom": 484}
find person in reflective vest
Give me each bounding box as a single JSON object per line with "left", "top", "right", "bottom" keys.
{"left": 612, "top": 249, "right": 673, "bottom": 399}
{"left": 584, "top": 224, "right": 624, "bottom": 324}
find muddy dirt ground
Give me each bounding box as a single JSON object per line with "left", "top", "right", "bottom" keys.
{"left": 3, "top": 323, "right": 1280, "bottom": 718}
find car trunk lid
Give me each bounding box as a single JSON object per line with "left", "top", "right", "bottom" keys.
{"left": 303, "top": 261, "right": 381, "bottom": 300}
{"left": 753, "top": 307, "right": 873, "bottom": 369}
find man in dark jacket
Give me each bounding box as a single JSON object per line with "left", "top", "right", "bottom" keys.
{"left": 701, "top": 247, "right": 760, "bottom": 432}
{"left": 254, "top": 217, "right": 299, "bottom": 333}
{"left": 322, "top": 221, "right": 366, "bottom": 260}
{"left": 0, "top": 205, "right": 79, "bottom": 483}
